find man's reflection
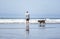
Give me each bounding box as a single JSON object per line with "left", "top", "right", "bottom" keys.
{"left": 25, "top": 31, "right": 29, "bottom": 39}
{"left": 26, "top": 21, "right": 29, "bottom": 31}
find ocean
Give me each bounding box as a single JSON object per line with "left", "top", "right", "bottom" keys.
{"left": 0, "top": 23, "right": 60, "bottom": 39}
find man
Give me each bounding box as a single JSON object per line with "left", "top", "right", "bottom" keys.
{"left": 25, "top": 11, "right": 30, "bottom": 31}
{"left": 25, "top": 11, "right": 30, "bottom": 23}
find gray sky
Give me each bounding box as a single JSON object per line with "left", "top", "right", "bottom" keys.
{"left": 0, "top": 0, "right": 60, "bottom": 18}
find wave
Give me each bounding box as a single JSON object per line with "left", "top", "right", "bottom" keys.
{"left": 0, "top": 18, "right": 60, "bottom": 24}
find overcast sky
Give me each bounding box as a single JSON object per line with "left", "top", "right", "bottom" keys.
{"left": 0, "top": 0, "right": 60, "bottom": 18}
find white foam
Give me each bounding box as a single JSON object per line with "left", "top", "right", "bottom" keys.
{"left": 0, "top": 19, "right": 60, "bottom": 23}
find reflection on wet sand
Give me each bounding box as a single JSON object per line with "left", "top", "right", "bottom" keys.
{"left": 0, "top": 23, "right": 59, "bottom": 39}
{"left": 25, "top": 31, "right": 29, "bottom": 39}
{"left": 39, "top": 23, "right": 45, "bottom": 27}
{"left": 26, "top": 21, "right": 29, "bottom": 31}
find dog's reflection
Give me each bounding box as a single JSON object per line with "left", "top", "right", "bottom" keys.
{"left": 39, "top": 23, "right": 45, "bottom": 27}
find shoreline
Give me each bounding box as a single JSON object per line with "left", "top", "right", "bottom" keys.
{"left": 0, "top": 19, "right": 60, "bottom": 24}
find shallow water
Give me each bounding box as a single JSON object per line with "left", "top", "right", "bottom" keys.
{"left": 0, "top": 23, "right": 60, "bottom": 39}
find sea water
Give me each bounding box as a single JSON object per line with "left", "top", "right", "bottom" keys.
{"left": 0, "top": 23, "right": 60, "bottom": 39}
